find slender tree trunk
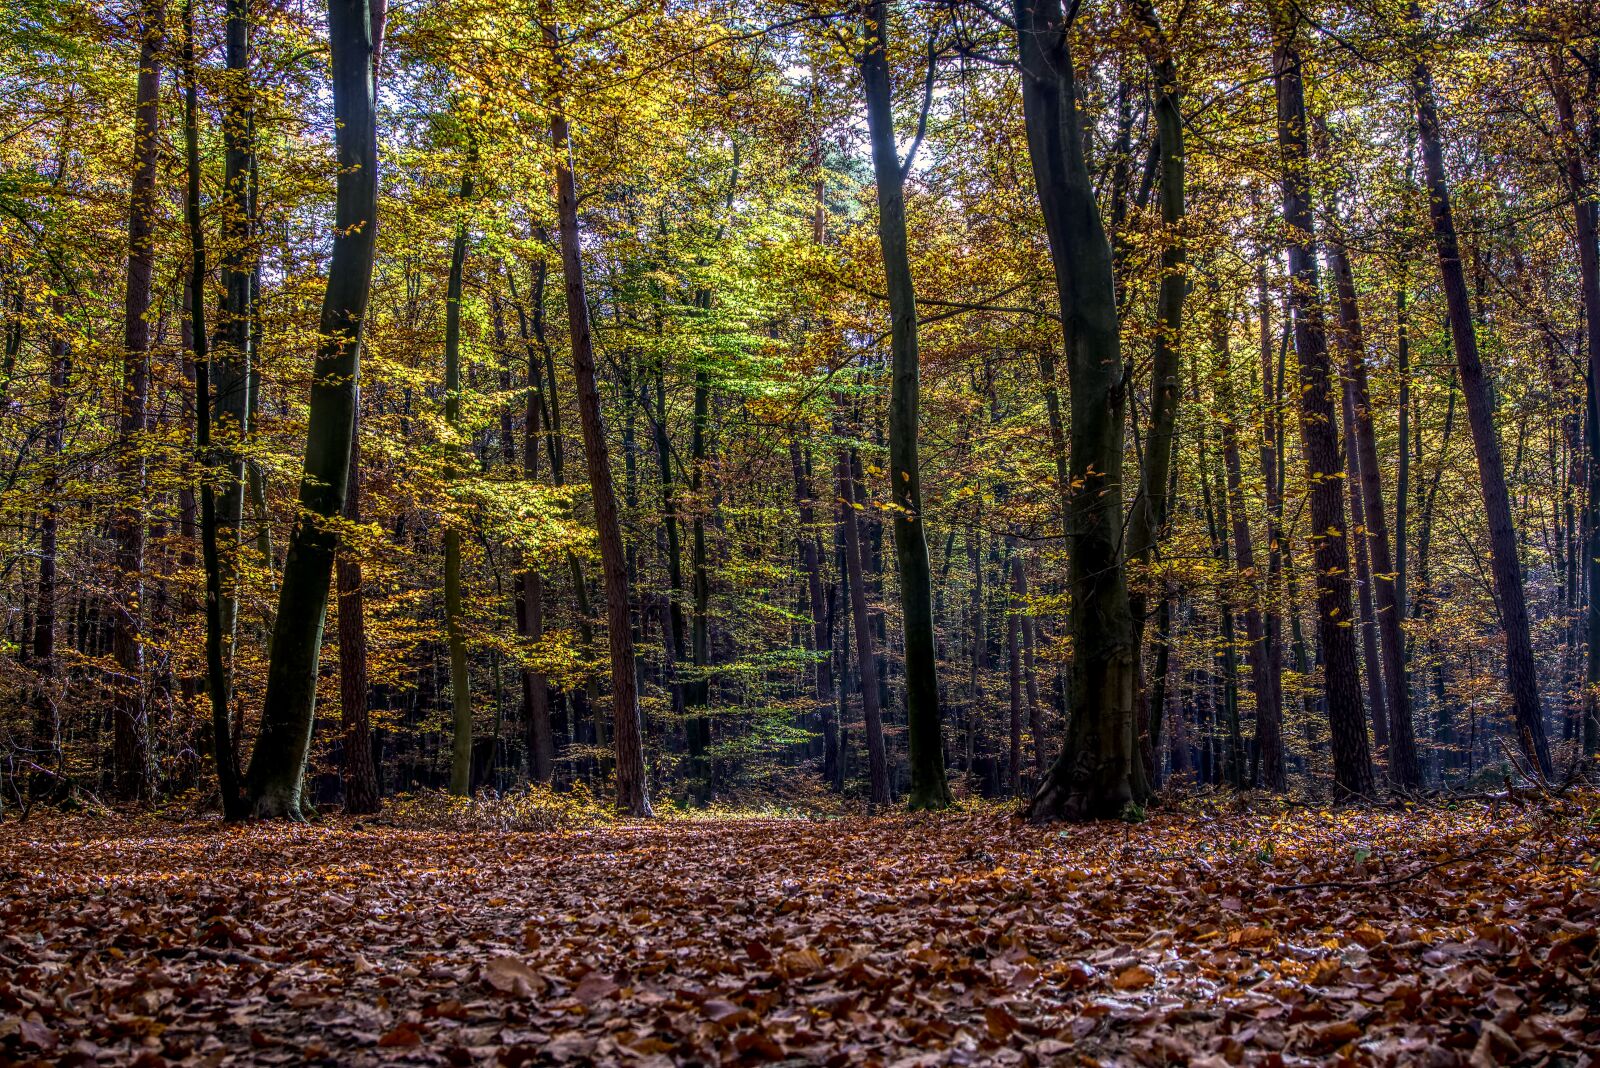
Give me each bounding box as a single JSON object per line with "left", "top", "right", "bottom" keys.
{"left": 791, "top": 439, "right": 839, "bottom": 786}
{"left": 1269, "top": 1, "right": 1374, "bottom": 800}
{"left": 244, "top": 0, "right": 379, "bottom": 817}
{"left": 1013, "top": 549, "right": 1045, "bottom": 773}
{"left": 337, "top": 393, "right": 379, "bottom": 813}
{"left": 1214, "top": 299, "right": 1275, "bottom": 790}
{"left": 29, "top": 315, "right": 67, "bottom": 797}
{"left": 1327, "top": 225, "right": 1422, "bottom": 788}
{"left": 859, "top": 0, "right": 950, "bottom": 809}
{"left": 212, "top": 0, "right": 253, "bottom": 689}
{"left": 1339, "top": 352, "right": 1390, "bottom": 749}
{"left": 685, "top": 368, "right": 712, "bottom": 795}
{"left": 1125, "top": 0, "right": 1186, "bottom": 776}
{"left": 837, "top": 431, "right": 889, "bottom": 807}
{"left": 111, "top": 0, "right": 162, "bottom": 804}
{"left": 546, "top": 34, "right": 650, "bottom": 815}
{"left": 444, "top": 172, "right": 474, "bottom": 797}
{"left": 1408, "top": 15, "right": 1551, "bottom": 777}
{"left": 1255, "top": 262, "right": 1287, "bottom": 789}
{"left": 1553, "top": 67, "right": 1600, "bottom": 758}
{"left": 1016, "top": 0, "right": 1143, "bottom": 820}
{"left": 183, "top": 1, "right": 245, "bottom": 819}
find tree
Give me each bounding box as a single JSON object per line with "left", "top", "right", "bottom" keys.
{"left": 1015, "top": 0, "right": 1145, "bottom": 821}
{"left": 1268, "top": 0, "right": 1374, "bottom": 801}
{"left": 110, "top": 0, "right": 162, "bottom": 805}
{"left": 858, "top": 0, "right": 949, "bottom": 810}
{"left": 243, "top": 0, "right": 380, "bottom": 818}
{"left": 545, "top": 23, "right": 651, "bottom": 817}
{"left": 1407, "top": 1, "right": 1551, "bottom": 779}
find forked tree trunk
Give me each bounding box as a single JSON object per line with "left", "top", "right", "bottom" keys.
{"left": 244, "top": 0, "right": 379, "bottom": 818}
{"left": 1269, "top": 0, "right": 1374, "bottom": 800}
{"left": 1016, "top": 0, "right": 1144, "bottom": 821}
{"left": 859, "top": 0, "right": 950, "bottom": 809}
{"left": 546, "top": 28, "right": 651, "bottom": 815}
{"left": 1408, "top": 6, "right": 1551, "bottom": 778}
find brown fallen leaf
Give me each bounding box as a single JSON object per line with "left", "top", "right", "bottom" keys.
{"left": 483, "top": 955, "right": 545, "bottom": 998}
{"left": 573, "top": 970, "right": 619, "bottom": 1005}
{"left": 1112, "top": 963, "right": 1157, "bottom": 991}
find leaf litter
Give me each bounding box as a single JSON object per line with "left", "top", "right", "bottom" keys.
{"left": 1, "top": 796, "right": 1596, "bottom": 1066}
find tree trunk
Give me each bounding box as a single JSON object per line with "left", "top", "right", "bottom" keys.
{"left": 837, "top": 431, "right": 889, "bottom": 807}
{"left": 1339, "top": 350, "right": 1390, "bottom": 749}
{"left": 1326, "top": 224, "right": 1422, "bottom": 788}
{"left": 337, "top": 393, "right": 380, "bottom": 813}
{"left": 183, "top": 0, "right": 245, "bottom": 819}
{"left": 1408, "top": 10, "right": 1551, "bottom": 778}
{"left": 1254, "top": 262, "right": 1287, "bottom": 789}
{"left": 546, "top": 36, "right": 651, "bottom": 816}
{"left": 791, "top": 439, "right": 839, "bottom": 786}
{"left": 244, "top": 0, "right": 379, "bottom": 818}
{"left": 1214, "top": 299, "right": 1275, "bottom": 791}
{"left": 1269, "top": 1, "right": 1374, "bottom": 800}
{"left": 1015, "top": 0, "right": 1143, "bottom": 821}
{"left": 444, "top": 172, "right": 474, "bottom": 797}
{"left": 111, "top": 0, "right": 162, "bottom": 804}
{"left": 1553, "top": 66, "right": 1600, "bottom": 758}
{"left": 859, "top": 0, "right": 950, "bottom": 809}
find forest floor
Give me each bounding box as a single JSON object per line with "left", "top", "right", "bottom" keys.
{"left": 0, "top": 794, "right": 1596, "bottom": 1067}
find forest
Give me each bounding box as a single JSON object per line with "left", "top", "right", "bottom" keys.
{"left": 0, "top": 0, "right": 1597, "bottom": 1062}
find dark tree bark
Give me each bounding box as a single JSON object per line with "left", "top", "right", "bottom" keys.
{"left": 837, "top": 430, "right": 889, "bottom": 807}
{"left": 1553, "top": 64, "right": 1600, "bottom": 758}
{"left": 791, "top": 438, "right": 839, "bottom": 786}
{"left": 1408, "top": 6, "right": 1551, "bottom": 778}
{"left": 29, "top": 315, "right": 67, "bottom": 796}
{"left": 337, "top": 392, "right": 379, "bottom": 813}
{"left": 1269, "top": 1, "right": 1374, "bottom": 800}
{"left": 858, "top": 0, "right": 950, "bottom": 809}
{"left": 1213, "top": 299, "right": 1276, "bottom": 791}
{"left": 546, "top": 32, "right": 651, "bottom": 816}
{"left": 244, "top": 0, "right": 379, "bottom": 818}
{"left": 1326, "top": 222, "right": 1422, "bottom": 789}
{"left": 111, "top": 0, "right": 162, "bottom": 804}
{"left": 212, "top": 0, "right": 254, "bottom": 683}
{"left": 1015, "top": 0, "right": 1144, "bottom": 821}
{"left": 444, "top": 171, "right": 474, "bottom": 797}
{"left": 1337, "top": 368, "right": 1389, "bottom": 751}
{"left": 183, "top": 0, "right": 245, "bottom": 820}
{"left": 511, "top": 261, "right": 556, "bottom": 784}
{"left": 1253, "top": 262, "right": 1287, "bottom": 790}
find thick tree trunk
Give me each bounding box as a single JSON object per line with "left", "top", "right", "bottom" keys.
{"left": 859, "top": 0, "right": 950, "bottom": 809}
{"left": 244, "top": 0, "right": 379, "bottom": 818}
{"left": 837, "top": 433, "right": 890, "bottom": 807}
{"left": 1269, "top": 2, "right": 1374, "bottom": 800}
{"left": 547, "top": 58, "right": 651, "bottom": 816}
{"left": 444, "top": 173, "right": 474, "bottom": 797}
{"left": 1409, "top": 17, "right": 1551, "bottom": 778}
{"left": 111, "top": 0, "right": 162, "bottom": 804}
{"left": 1327, "top": 228, "right": 1422, "bottom": 789}
{"left": 1016, "top": 0, "right": 1144, "bottom": 821}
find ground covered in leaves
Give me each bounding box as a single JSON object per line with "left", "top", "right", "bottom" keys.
{"left": 2, "top": 795, "right": 1597, "bottom": 1066}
